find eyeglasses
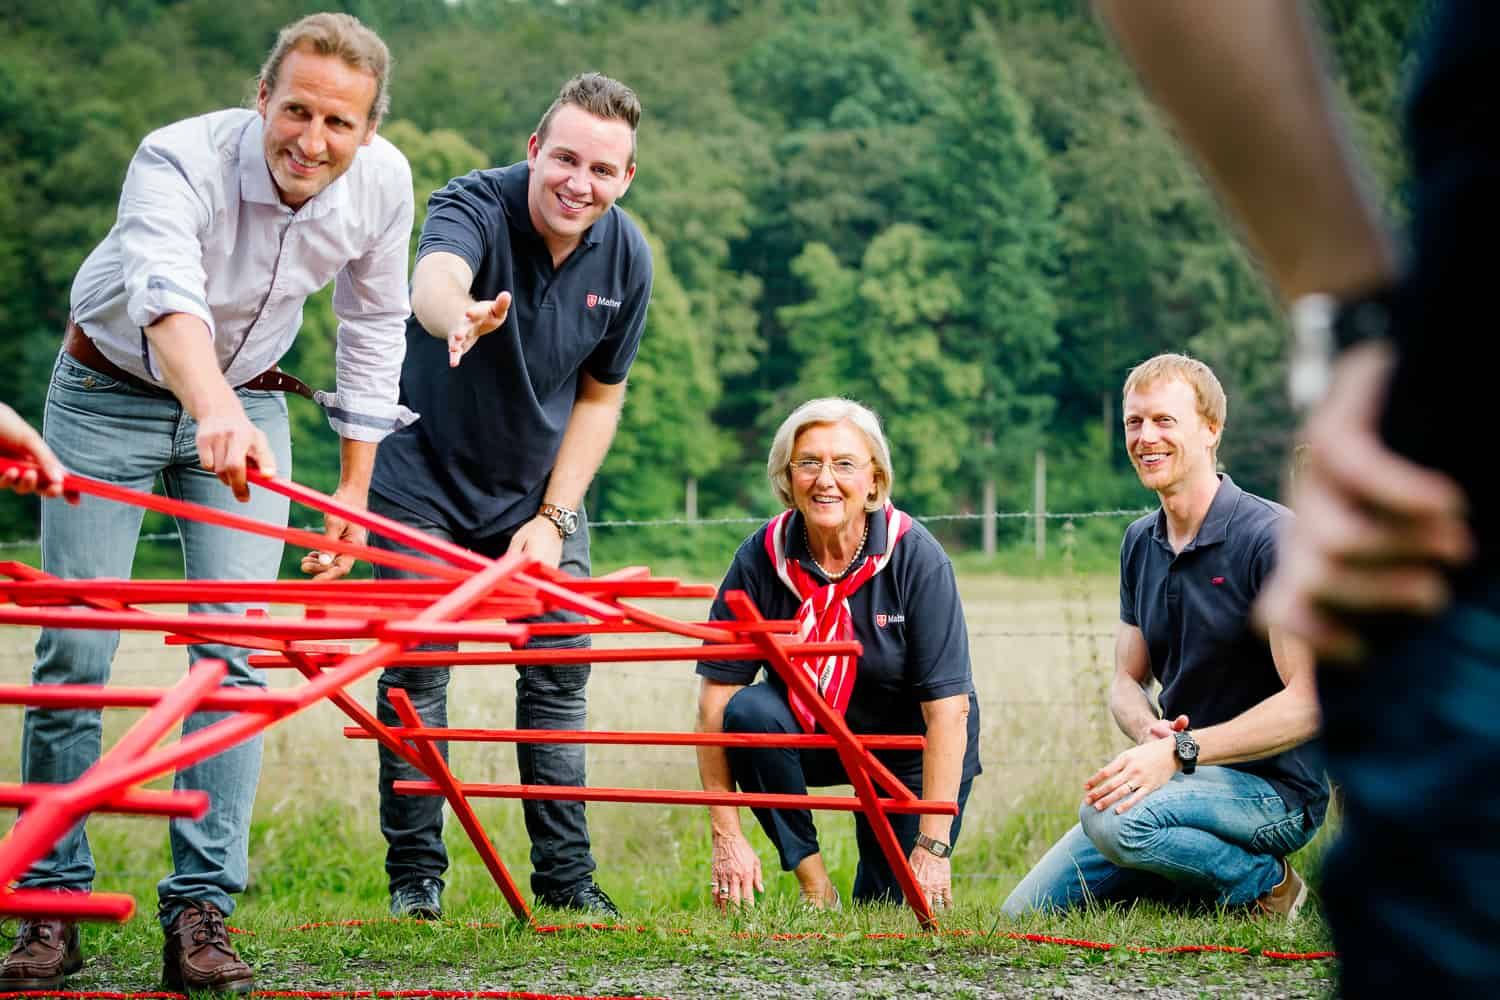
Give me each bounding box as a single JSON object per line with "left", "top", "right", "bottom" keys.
{"left": 789, "top": 459, "right": 871, "bottom": 481}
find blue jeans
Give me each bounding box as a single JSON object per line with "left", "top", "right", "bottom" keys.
{"left": 721, "top": 682, "right": 973, "bottom": 904}
{"left": 368, "top": 492, "right": 597, "bottom": 896}
{"left": 21, "top": 352, "right": 291, "bottom": 927}
{"left": 1002, "top": 765, "right": 1317, "bottom": 916}
{"left": 1317, "top": 576, "right": 1500, "bottom": 995}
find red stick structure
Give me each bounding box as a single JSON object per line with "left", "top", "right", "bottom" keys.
{"left": 0, "top": 457, "right": 955, "bottom": 927}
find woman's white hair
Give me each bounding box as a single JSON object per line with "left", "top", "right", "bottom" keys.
{"left": 766, "top": 397, "right": 894, "bottom": 512}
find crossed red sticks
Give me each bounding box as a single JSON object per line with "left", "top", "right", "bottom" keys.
{"left": 0, "top": 458, "right": 956, "bottom": 928}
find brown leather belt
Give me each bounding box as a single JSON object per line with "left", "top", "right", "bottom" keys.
{"left": 63, "top": 320, "right": 316, "bottom": 401}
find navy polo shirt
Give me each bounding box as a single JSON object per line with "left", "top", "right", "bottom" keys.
{"left": 372, "top": 161, "right": 652, "bottom": 537}
{"left": 697, "top": 510, "right": 983, "bottom": 781}
{"left": 1120, "top": 475, "right": 1327, "bottom": 821}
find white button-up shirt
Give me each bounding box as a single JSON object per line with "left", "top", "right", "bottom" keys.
{"left": 69, "top": 109, "right": 416, "bottom": 442}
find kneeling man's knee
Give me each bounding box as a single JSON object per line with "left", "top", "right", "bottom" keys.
{"left": 1080, "top": 800, "right": 1159, "bottom": 868}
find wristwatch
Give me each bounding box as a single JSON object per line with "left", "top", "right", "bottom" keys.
{"left": 1287, "top": 284, "right": 1399, "bottom": 412}
{"left": 1173, "top": 729, "right": 1200, "bottom": 775}
{"left": 537, "top": 503, "right": 579, "bottom": 539}
{"left": 914, "top": 832, "right": 952, "bottom": 859}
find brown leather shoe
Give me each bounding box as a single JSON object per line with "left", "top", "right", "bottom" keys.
{"left": 161, "top": 900, "right": 253, "bottom": 995}
{"left": 1252, "top": 859, "right": 1309, "bottom": 921}
{"left": 0, "top": 918, "right": 82, "bottom": 989}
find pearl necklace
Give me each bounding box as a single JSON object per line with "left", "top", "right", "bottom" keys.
{"left": 805, "top": 519, "right": 870, "bottom": 582}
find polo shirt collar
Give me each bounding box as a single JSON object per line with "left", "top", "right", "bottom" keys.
{"left": 1150, "top": 473, "right": 1242, "bottom": 553}
{"left": 237, "top": 114, "right": 352, "bottom": 220}
{"left": 503, "top": 161, "right": 604, "bottom": 248}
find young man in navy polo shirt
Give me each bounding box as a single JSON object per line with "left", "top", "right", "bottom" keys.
{"left": 361, "top": 73, "right": 652, "bottom": 921}
{"left": 1003, "top": 354, "right": 1326, "bottom": 919}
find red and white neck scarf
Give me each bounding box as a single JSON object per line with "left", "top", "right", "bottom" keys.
{"left": 764, "top": 503, "right": 913, "bottom": 733}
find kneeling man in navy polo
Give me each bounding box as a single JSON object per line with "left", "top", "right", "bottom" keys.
{"left": 1003, "top": 353, "right": 1326, "bottom": 919}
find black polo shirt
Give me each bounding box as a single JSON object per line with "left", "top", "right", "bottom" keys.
{"left": 1120, "top": 475, "right": 1327, "bottom": 821}
{"left": 372, "top": 161, "right": 652, "bottom": 537}
{"left": 697, "top": 510, "right": 983, "bottom": 781}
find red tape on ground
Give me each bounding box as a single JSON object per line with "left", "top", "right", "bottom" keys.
{"left": 248, "top": 917, "right": 1333, "bottom": 962}
{"left": 0, "top": 992, "right": 657, "bottom": 999}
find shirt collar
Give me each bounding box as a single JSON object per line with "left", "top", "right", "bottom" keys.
{"left": 1150, "top": 473, "right": 1242, "bottom": 552}
{"left": 239, "top": 117, "right": 281, "bottom": 207}
{"left": 237, "top": 114, "right": 354, "bottom": 220}
{"left": 503, "top": 161, "right": 604, "bottom": 249}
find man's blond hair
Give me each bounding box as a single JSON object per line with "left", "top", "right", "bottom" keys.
{"left": 259, "top": 12, "right": 391, "bottom": 126}
{"left": 1123, "top": 353, "right": 1227, "bottom": 430}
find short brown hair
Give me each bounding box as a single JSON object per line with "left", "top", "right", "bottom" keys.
{"left": 534, "top": 73, "right": 642, "bottom": 165}
{"left": 1122, "top": 352, "right": 1227, "bottom": 430}
{"left": 259, "top": 13, "right": 391, "bottom": 125}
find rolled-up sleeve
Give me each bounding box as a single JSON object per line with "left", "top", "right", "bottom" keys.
{"left": 117, "top": 138, "right": 215, "bottom": 339}
{"left": 323, "top": 157, "right": 417, "bottom": 442}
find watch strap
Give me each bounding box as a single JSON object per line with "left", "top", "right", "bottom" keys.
{"left": 1288, "top": 283, "right": 1401, "bottom": 411}
{"left": 1173, "top": 729, "right": 1199, "bottom": 775}
{"left": 537, "top": 503, "right": 578, "bottom": 538}
{"left": 915, "top": 832, "right": 952, "bottom": 858}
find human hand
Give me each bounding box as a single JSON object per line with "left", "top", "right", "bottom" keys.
{"left": 710, "top": 831, "right": 763, "bottom": 910}
{"left": 909, "top": 844, "right": 953, "bottom": 912}
{"left": 1144, "top": 714, "right": 1190, "bottom": 742}
{"left": 1084, "top": 737, "right": 1178, "bottom": 814}
{"left": 301, "top": 487, "right": 368, "bottom": 580}
{"left": 448, "top": 291, "right": 512, "bottom": 367}
{"left": 195, "top": 406, "right": 275, "bottom": 502}
{"left": 505, "top": 515, "right": 565, "bottom": 570}
{"left": 0, "top": 403, "right": 66, "bottom": 498}
{"left": 1257, "top": 342, "right": 1474, "bottom": 660}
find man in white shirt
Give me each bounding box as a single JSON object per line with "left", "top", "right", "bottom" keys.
{"left": 1, "top": 12, "right": 413, "bottom": 995}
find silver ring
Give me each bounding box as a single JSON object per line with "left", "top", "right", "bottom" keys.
{"left": 718, "top": 886, "right": 731, "bottom": 896}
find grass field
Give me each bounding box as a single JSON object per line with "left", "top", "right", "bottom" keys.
{"left": 0, "top": 561, "right": 1338, "bottom": 997}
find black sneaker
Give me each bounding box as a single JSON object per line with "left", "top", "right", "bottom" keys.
{"left": 390, "top": 876, "right": 444, "bottom": 920}
{"left": 535, "top": 880, "right": 620, "bottom": 919}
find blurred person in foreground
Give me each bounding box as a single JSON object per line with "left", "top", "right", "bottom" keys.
{"left": 0, "top": 12, "right": 414, "bottom": 994}
{"left": 364, "top": 72, "right": 651, "bottom": 922}
{"left": 0, "top": 403, "right": 66, "bottom": 498}
{"left": 1003, "top": 354, "right": 1324, "bottom": 919}
{"left": 1097, "top": 1, "right": 1497, "bottom": 991}
{"left": 695, "top": 397, "right": 981, "bottom": 912}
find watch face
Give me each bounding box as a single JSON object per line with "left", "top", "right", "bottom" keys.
{"left": 1176, "top": 734, "right": 1199, "bottom": 760}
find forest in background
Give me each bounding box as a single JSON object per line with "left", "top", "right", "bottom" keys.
{"left": 0, "top": 0, "right": 1426, "bottom": 563}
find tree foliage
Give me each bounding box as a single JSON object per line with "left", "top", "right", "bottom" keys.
{"left": 0, "top": 0, "right": 1424, "bottom": 546}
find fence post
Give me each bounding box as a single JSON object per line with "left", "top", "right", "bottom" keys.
{"left": 1034, "top": 448, "right": 1047, "bottom": 561}
{"left": 685, "top": 477, "right": 698, "bottom": 522}
{"left": 981, "top": 478, "right": 996, "bottom": 558}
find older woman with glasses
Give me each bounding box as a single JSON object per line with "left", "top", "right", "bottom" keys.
{"left": 695, "top": 397, "right": 982, "bottom": 913}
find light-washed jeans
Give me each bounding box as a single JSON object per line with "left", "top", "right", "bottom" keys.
{"left": 368, "top": 492, "right": 598, "bottom": 897}
{"left": 1002, "top": 765, "right": 1319, "bottom": 916}
{"left": 20, "top": 352, "right": 291, "bottom": 928}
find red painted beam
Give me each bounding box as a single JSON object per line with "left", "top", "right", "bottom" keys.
{"left": 346, "top": 727, "right": 922, "bottom": 749}
{"left": 392, "top": 781, "right": 957, "bottom": 814}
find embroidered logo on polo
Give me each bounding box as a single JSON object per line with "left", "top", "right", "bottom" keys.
{"left": 874, "top": 612, "right": 905, "bottom": 628}
{"left": 1211, "top": 576, "right": 1226, "bottom": 586}
{"left": 586, "top": 292, "right": 622, "bottom": 309}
